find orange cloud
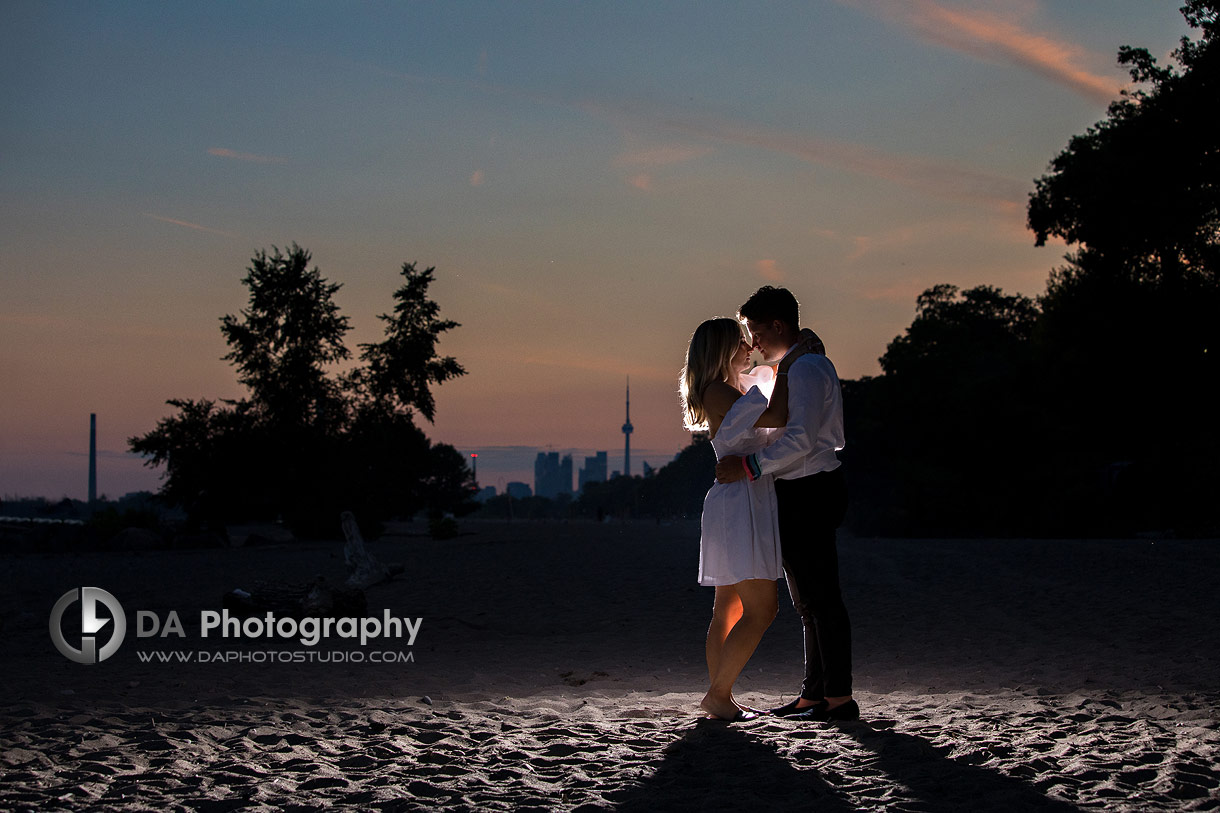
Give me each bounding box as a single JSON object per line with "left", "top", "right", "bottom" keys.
{"left": 207, "top": 147, "right": 285, "bottom": 164}
{"left": 836, "top": 0, "right": 1119, "bottom": 104}
{"left": 470, "top": 169, "right": 486, "bottom": 186}
{"left": 756, "top": 259, "right": 784, "bottom": 281}
{"left": 628, "top": 173, "right": 652, "bottom": 191}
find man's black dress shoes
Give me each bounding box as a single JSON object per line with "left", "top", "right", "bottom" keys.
{"left": 767, "top": 697, "right": 827, "bottom": 717}
{"left": 789, "top": 699, "right": 860, "bottom": 722}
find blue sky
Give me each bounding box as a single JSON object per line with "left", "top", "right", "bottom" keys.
{"left": 0, "top": 1, "right": 1198, "bottom": 498}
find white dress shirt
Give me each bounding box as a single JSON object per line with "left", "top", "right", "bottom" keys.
{"left": 751, "top": 347, "right": 845, "bottom": 480}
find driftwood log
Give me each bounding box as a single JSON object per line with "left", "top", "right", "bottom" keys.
{"left": 341, "top": 511, "right": 403, "bottom": 589}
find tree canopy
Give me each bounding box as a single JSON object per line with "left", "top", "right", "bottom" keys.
{"left": 1028, "top": 1, "right": 1219, "bottom": 285}
{"left": 220, "top": 244, "right": 352, "bottom": 431}
{"left": 351, "top": 262, "right": 465, "bottom": 423}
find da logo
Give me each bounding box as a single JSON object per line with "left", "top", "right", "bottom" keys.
{"left": 49, "top": 587, "right": 127, "bottom": 664}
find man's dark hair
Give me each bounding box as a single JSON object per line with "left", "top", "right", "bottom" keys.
{"left": 739, "top": 286, "right": 799, "bottom": 332}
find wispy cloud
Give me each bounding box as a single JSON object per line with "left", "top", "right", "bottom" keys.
{"left": 847, "top": 225, "right": 919, "bottom": 261}
{"left": 614, "top": 144, "right": 714, "bottom": 167}
{"left": 587, "top": 103, "right": 1027, "bottom": 212}
{"left": 470, "top": 169, "right": 486, "bottom": 186}
{"left": 835, "top": 0, "right": 1119, "bottom": 104}
{"left": 859, "top": 278, "right": 937, "bottom": 303}
{"left": 627, "top": 173, "right": 652, "bottom": 191}
{"left": 0, "top": 312, "right": 209, "bottom": 339}
{"left": 65, "top": 449, "right": 149, "bottom": 460}
{"left": 207, "top": 147, "right": 286, "bottom": 164}
{"left": 516, "top": 347, "right": 671, "bottom": 380}
{"left": 143, "top": 213, "right": 235, "bottom": 237}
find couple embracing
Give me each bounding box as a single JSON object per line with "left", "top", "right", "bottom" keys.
{"left": 679, "top": 285, "right": 855, "bottom": 723}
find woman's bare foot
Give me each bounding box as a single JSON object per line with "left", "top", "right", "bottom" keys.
{"left": 700, "top": 692, "right": 744, "bottom": 720}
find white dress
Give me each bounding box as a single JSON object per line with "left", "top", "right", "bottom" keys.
{"left": 697, "top": 367, "right": 783, "bottom": 586}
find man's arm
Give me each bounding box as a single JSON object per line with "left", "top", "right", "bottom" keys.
{"left": 726, "top": 358, "right": 835, "bottom": 483}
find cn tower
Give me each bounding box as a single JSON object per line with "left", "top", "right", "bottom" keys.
{"left": 622, "top": 377, "right": 633, "bottom": 477}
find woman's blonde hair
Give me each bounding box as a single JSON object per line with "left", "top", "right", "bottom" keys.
{"left": 679, "top": 317, "right": 744, "bottom": 431}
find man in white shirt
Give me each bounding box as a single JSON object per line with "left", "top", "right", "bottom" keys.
{"left": 715, "top": 286, "right": 856, "bottom": 722}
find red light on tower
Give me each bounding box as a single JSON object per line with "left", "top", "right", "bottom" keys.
{"left": 469, "top": 453, "right": 478, "bottom": 485}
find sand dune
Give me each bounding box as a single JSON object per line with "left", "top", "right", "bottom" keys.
{"left": 2, "top": 521, "right": 1218, "bottom": 810}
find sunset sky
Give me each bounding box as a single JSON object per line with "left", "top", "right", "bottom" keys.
{"left": 1, "top": 1, "right": 1196, "bottom": 500}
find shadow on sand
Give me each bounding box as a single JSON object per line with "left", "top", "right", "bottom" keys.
{"left": 844, "top": 717, "right": 1081, "bottom": 811}
{"left": 612, "top": 720, "right": 853, "bottom": 812}
{"left": 613, "top": 717, "right": 1080, "bottom": 812}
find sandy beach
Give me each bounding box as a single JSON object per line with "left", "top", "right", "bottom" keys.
{"left": 2, "top": 520, "right": 1218, "bottom": 810}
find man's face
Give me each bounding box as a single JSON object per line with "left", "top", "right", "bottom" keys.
{"left": 744, "top": 318, "right": 786, "bottom": 364}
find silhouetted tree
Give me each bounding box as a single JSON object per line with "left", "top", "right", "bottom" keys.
{"left": 843, "top": 285, "right": 1042, "bottom": 535}
{"left": 1027, "top": 3, "right": 1219, "bottom": 533}
{"left": 843, "top": 7, "right": 1219, "bottom": 536}
{"left": 130, "top": 246, "right": 474, "bottom": 537}
{"left": 1029, "top": 2, "right": 1219, "bottom": 283}
{"left": 352, "top": 262, "right": 466, "bottom": 423}
{"left": 220, "top": 244, "right": 352, "bottom": 432}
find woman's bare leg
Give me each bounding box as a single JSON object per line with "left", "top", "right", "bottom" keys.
{"left": 706, "top": 586, "right": 743, "bottom": 685}
{"left": 700, "top": 579, "right": 778, "bottom": 720}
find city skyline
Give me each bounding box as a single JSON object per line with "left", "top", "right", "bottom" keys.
{"left": 2, "top": 2, "right": 1197, "bottom": 499}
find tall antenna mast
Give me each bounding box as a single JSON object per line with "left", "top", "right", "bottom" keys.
{"left": 622, "top": 377, "right": 633, "bottom": 477}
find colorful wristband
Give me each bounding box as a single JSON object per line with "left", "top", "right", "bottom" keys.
{"left": 742, "top": 454, "right": 762, "bottom": 482}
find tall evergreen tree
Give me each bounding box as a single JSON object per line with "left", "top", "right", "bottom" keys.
{"left": 352, "top": 262, "right": 465, "bottom": 422}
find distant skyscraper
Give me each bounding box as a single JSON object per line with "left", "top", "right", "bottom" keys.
{"left": 534, "top": 451, "right": 574, "bottom": 499}
{"left": 560, "top": 454, "right": 573, "bottom": 496}
{"left": 622, "top": 378, "right": 633, "bottom": 478}
{"left": 578, "top": 451, "right": 608, "bottom": 492}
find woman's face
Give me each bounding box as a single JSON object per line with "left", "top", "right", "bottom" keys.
{"left": 730, "top": 333, "right": 752, "bottom": 372}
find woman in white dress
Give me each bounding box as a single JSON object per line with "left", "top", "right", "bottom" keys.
{"left": 679, "top": 317, "right": 809, "bottom": 721}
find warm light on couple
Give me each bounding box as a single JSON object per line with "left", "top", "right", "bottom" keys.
{"left": 679, "top": 285, "right": 855, "bottom": 724}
